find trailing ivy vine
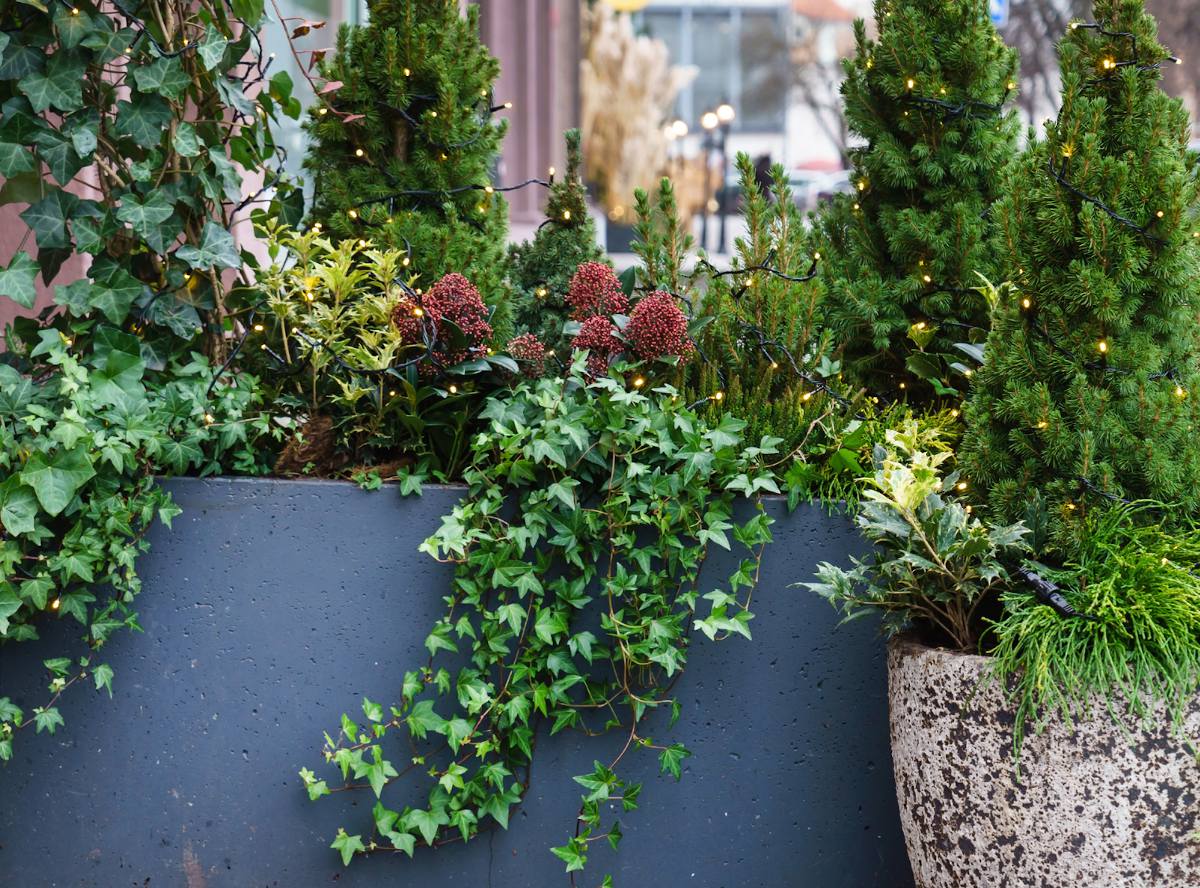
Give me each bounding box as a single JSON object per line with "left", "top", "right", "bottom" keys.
{"left": 0, "top": 0, "right": 295, "bottom": 754}
{"left": 303, "top": 362, "right": 779, "bottom": 878}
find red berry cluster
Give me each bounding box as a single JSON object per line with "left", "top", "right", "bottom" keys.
{"left": 565, "top": 261, "right": 628, "bottom": 320}
{"left": 571, "top": 315, "right": 622, "bottom": 376}
{"left": 392, "top": 273, "right": 493, "bottom": 372}
{"left": 625, "top": 291, "right": 693, "bottom": 361}
{"left": 507, "top": 333, "right": 548, "bottom": 378}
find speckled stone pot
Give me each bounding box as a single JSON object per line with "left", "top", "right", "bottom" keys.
{"left": 888, "top": 637, "right": 1200, "bottom": 888}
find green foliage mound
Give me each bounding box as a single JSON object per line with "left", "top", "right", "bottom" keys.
{"left": 304, "top": 0, "right": 510, "bottom": 303}
{"left": 962, "top": 0, "right": 1200, "bottom": 552}
{"left": 817, "top": 0, "right": 1019, "bottom": 400}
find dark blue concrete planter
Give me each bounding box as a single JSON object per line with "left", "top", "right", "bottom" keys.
{"left": 0, "top": 477, "right": 910, "bottom": 887}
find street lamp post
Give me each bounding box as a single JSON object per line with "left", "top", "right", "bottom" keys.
{"left": 700, "top": 110, "right": 719, "bottom": 253}
{"left": 715, "top": 102, "right": 735, "bottom": 254}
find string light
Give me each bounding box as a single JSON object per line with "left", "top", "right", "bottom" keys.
{"left": 51, "top": 598, "right": 61, "bottom": 610}
{"left": 355, "top": 148, "right": 364, "bottom": 157}
{"left": 956, "top": 481, "right": 968, "bottom": 491}
{"left": 548, "top": 166, "right": 556, "bottom": 177}
{"left": 950, "top": 409, "right": 960, "bottom": 418}
{"left": 633, "top": 376, "right": 645, "bottom": 388}
{"left": 318, "top": 107, "right": 328, "bottom": 116}
{"left": 204, "top": 412, "right": 215, "bottom": 424}
{"left": 712, "top": 391, "right": 724, "bottom": 401}
{"left": 449, "top": 385, "right": 458, "bottom": 394}
{"left": 1156, "top": 210, "right": 1164, "bottom": 218}
{"left": 347, "top": 208, "right": 358, "bottom": 219}
{"left": 906, "top": 77, "right": 915, "bottom": 90}
{"left": 802, "top": 391, "right": 814, "bottom": 401}
{"left": 403, "top": 67, "right": 411, "bottom": 76}
{"left": 253, "top": 323, "right": 264, "bottom": 332}
{"left": 1097, "top": 340, "right": 1108, "bottom": 354}
{"left": 563, "top": 210, "right": 571, "bottom": 221}
{"left": 1021, "top": 296, "right": 1032, "bottom": 309}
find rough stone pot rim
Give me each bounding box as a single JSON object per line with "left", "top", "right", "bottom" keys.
{"left": 888, "top": 634, "right": 992, "bottom": 669}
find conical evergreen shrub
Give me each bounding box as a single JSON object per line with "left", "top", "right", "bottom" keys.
{"left": 303, "top": 0, "right": 509, "bottom": 299}
{"left": 817, "top": 0, "right": 1020, "bottom": 401}
{"left": 962, "top": 0, "right": 1200, "bottom": 552}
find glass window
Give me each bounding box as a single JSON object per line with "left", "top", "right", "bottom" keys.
{"left": 692, "top": 10, "right": 736, "bottom": 122}
{"left": 739, "top": 10, "right": 788, "bottom": 131}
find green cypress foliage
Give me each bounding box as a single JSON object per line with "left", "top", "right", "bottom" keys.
{"left": 303, "top": 0, "right": 509, "bottom": 300}
{"left": 962, "top": 0, "right": 1200, "bottom": 552}
{"left": 507, "top": 129, "right": 605, "bottom": 349}
{"left": 816, "top": 0, "right": 1019, "bottom": 401}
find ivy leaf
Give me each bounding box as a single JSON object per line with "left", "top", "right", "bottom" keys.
{"left": 657, "top": 742, "right": 692, "bottom": 780}
{"left": 80, "top": 25, "right": 135, "bottom": 64}
{"left": 18, "top": 51, "right": 85, "bottom": 113}
{"left": 116, "top": 191, "right": 176, "bottom": 251}
{"left": 0, "top": 252, "right": 39, "bottom": 308}
{"left": 31, "top": 128, "right": 84, "bottom": 186}
{"left": 196, "top": 26, "right": 229, "bottom": 70}
{"left": 0, "top": 142, "right": 34, "bottom": 177}
{"left": 407, "top": 807, "right": 449, "bottom": 846}
{"left": 53, "top": 3, "right": 92, "bottom": 48}
{"left": 0, "top": 483, "right": 38, "bottom": 536}
{"left": 330, "top": 829, "right": 364, "bottom": 867}
{"left": 115, "top": 95, "right": 172, "bottom": 148}
{"left": 533, "top": 607, "right": 568, "bottom": 644}
{"left": 54, "top": 279, "right": 92, "bottom": 316}
{"left": 0, "top": 588, "right": 22, "bottom": 635}
{"left": 34, "top": 707, "right": 64, "bottom": 735}
{"left": 21, "top": 189, "right": 78, "bottom": 250}
{"left": 176, "top": 221, "right": 240, "bottom": 270}
{"left": 132, "top": 56, "right": 190, "bottom": 99}
{"left": 93, "top": 663, "right": 114, "bottom": 697}
{"left": 173, "top": 121, "right": 201, "bottom": 158}
{"left": 20, "top": 448, "right": 96, "bottom": 517}
{"left": 88, "top": 266, "right": 143, "bottom": 324}
{"left": 405, "top": 700, "right": 445, "bottom": 739}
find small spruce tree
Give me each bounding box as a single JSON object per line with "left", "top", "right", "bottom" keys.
{"left": 816, "top": 0, "right": 1019, "bottom": 400}
{"left": 506, "top": 129, "right": 605, "bottom": 350}
{"left": 962, "top": 0, "right": 1200, "bottom": 552}
{"left": 303, "top": 0, "right": 509, "bottom": 301}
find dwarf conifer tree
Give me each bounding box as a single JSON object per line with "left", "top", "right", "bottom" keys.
{"left": 507, "top": 129, "right": 604, "bottom": 350}
{"left": 817, "top": 0, "right": 1019, "bottom": 400}
{"left": 304, "top": 0, "right": 509, "bottom": 299}
{"left": 962, "top": 0, "right": 1200, "bottom": 552}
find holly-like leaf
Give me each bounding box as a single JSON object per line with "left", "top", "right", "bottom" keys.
{"left": 0, "top": 252, "right": 39, "bottom": 308}
{"left": 20, "top": 448, "right": 95, "bottom": 516}
{"left": 176, "top": 221, "right": 239, "bottom": 270}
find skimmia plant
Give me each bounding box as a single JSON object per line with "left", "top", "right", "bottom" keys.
{"left": 303, "top": 362, "right": 778, "bottom": 877}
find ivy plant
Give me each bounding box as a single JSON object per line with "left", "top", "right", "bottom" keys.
{"left": 0, "top": 0, "right": 300, "bottom": 360}
{"left": 0, "top": 324, "right": 267, "bottom": 759}
{"left": 303, "top": 361, "right": 778, "bottom": 878}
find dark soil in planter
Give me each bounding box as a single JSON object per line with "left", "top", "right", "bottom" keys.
{"left": 0, "top": 478, "right": 911, "bottom": 887}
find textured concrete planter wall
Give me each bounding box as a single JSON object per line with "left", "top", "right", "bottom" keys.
{"left": 889, "top": 637, "right": 1200, "bottom": 888}
{"left": 0, "top": 478, "right": 910, "bottom": 887}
